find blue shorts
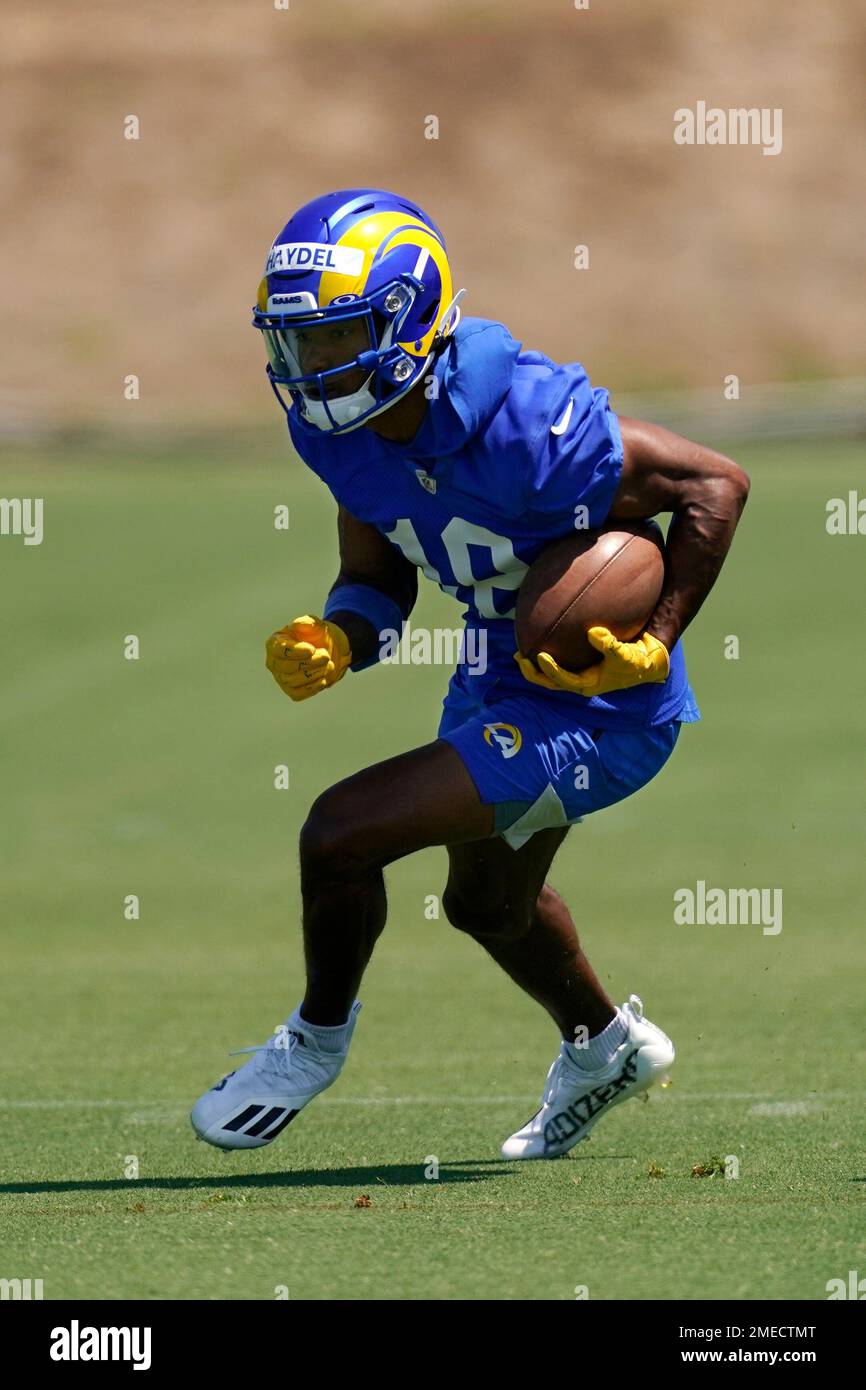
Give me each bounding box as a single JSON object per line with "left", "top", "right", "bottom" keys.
{"left": 438, "top": 669, "right": 683, "bottom": 850}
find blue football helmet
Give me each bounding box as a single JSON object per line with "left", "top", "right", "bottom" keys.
{"left": 252, "top": 189, "right": 465, "bottom": 433}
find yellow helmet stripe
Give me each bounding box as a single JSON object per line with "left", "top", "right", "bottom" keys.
{"left": 316, "top": 211, "right": 453, "bottom": 360}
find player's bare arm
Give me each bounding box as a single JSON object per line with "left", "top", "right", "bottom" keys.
{"left": 324, "top": 505, "right": 418, "bottom": 666}
{"left": 612, "top": 417, "right": 751, "bottom": 653}
{"left": 520, "top": 419, "right": 751, "bottom": 697}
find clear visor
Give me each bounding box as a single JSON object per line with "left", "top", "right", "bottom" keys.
{"left": 262, "top": 313, "right": 375, "bottom": 401}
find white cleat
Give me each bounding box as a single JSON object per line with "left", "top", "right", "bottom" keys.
{"left": 501, "top": 995, "right": 674, "bottom": 1160}
{"left": 191, "top": 1002, "right": 361, "bottom": 1150}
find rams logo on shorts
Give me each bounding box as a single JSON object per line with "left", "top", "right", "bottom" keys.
{"left": 483, "top": 722, "right": 522, "bottom": 759}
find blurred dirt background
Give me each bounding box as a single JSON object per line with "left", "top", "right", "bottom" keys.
{"left": 0, "top": 0, "right": 862, "bottom": 432}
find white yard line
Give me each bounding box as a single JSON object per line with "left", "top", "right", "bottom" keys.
{"left": 0, "top": 1091, "right": 860, "bottom": 1110}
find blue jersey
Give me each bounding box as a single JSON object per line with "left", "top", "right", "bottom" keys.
{"left": 287, "top": 316, "right": 699, "bottom": 731}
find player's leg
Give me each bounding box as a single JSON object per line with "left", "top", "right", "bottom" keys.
{"left": 442, "top": 829, "right": 617, "bottom": 1041}
{"left": 192, "top": 738, "right": 494, "bottom": 1149}
{"left": 441, "top": 825, "right": 674, "bottom": 1160}
{"left": 435, "top": 698, "right": 681, "bottom": 1160}
{"left": 298, "top": 739, "right": 494, "bottom": 1025}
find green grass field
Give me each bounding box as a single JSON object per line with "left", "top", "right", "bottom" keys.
{"left": 1, "top": 436, "right": 863, "bottom": 1301}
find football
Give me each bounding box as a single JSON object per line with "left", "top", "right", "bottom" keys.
{"left": 515, "top": 519, "right": 666, "bottom": 671}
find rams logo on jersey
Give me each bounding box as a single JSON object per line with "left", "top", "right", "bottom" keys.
{"left": 483, "top": 723, "right": 522, "bottom": 759}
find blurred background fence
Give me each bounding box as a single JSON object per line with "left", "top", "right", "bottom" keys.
{"left": 0, "top": 0, "right": 862, "bottom": 449}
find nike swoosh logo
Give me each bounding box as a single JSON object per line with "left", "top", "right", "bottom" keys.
{"left": 551, "top": 397, "right": 574, "bottom": 435}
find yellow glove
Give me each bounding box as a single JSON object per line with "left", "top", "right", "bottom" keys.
{"left": 514, "top": 626, "right": 670, "bottom": 697}
{"left": 265, "top": 614, "right": 352, "bottom": 702}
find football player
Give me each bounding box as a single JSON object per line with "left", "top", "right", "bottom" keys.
{"left": 191, "top": 189, "right": 749, "bottom": 1159}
